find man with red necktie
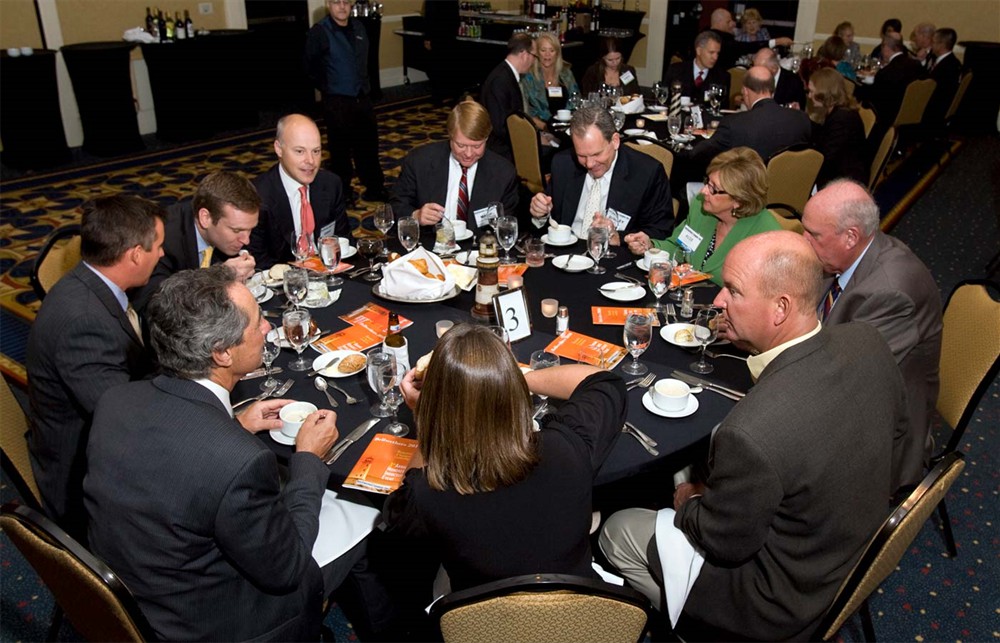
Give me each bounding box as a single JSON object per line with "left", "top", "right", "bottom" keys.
{"left": 662, "top": 31, "right": 731, "bottom": 109}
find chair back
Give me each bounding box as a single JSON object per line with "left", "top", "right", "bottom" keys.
{"left": 0, "top": 378, "right": 42, "bottom": 510}
{"left": 768, "top": 208, "right": 804, "bottom": 234}
{"left": 843, "top": 77, "right": 856, "bottom": 99}
{"left": 0, "top": 502, "right": 156, "bottom": 642}
{"left": 868, "top": 126, "right": 896, "bottom": 189}
{"left": 624, "top": 141, "right": 674, "bottom": 177}
{"left": 431, "top": 573, "right": 650, "bottom": 643}
{"left": 945, "top": 71, "right": 973, "bottom": 123}
{"left": 892, "top": 78, "right": 937, "bottom": 128}
{"left": 815, "top": 452, "right": 966, "bottom": 640}
{"left": 934, "top": 280, "right": 1000, "bottom": 457}
{"left": 858, "top": 107, "right": 877, "bottom": 139}
{"left": 30, "top": 224, "right": 82, "bottom": 300}
{"left": 727, "top": 66, "right": 746, "bottom": 109}
{"left": 506, "top": 112, "right": 545, "bottom": 194}
{"left": 765, "top": 148, "right": 824, "bottom": 214}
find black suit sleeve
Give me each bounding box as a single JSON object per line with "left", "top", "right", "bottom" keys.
{"left": 248, "top": 205, "right": 279, "bottom": 271}
{"left": 633, "top": 163, "right": 674, "bottom": 240}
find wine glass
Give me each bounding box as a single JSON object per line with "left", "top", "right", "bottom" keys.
{"left": 318, "top": 236, "right": 343, "bottom": 287}
{"left": 378, "top": 358, "right": 408, "bottom": 436}
{"left": 586, "top": 226, "right": 609, "bottom": 275}
{"left": 283, "top": 268, "right": 308, "bottom": 309}
{"left": 708, "top": 84, "right": 724, "bottom": 116}
{"left": 667, "top": 114, "right": 682, "bottom": 139}
{"left": 374, "top": 203, "right": 394, "bottom": 256}
{"left": 260, "top": 323, "right": 281, "bottom": 391}
{"left": 647, "top": 260, "right": 673, "bottom": 314}
{"left": 621, "top": 312, "right": 652, "bottom": 376}
{"left": 282, "top": 308, "right": 312, "bottom": 372}
{"left": 358, "top": 238, "right": 383, "bottom": 282}
{"left": 601, "top": 211, "right": 619, "bottom": 259}
{"left": 670, "top": 248, "right": 690, "bottom": 301}
{"left": 611, "top": 110, "right": 626, "bottom": 132}
{"left": 291, "top": 230, "right": 316, "bottom": 262}
{"left": 398, "top": 216, "right": 420, "bottom": 252}
{"left": 691, "top": 308, "right": 720, "bottom": 374}
{"left": 366, "top": 351, "right": 395, "bottom": 418}
{"left": 529, "top": 350, "right": 560, "bottom": 418}
{"left": 485, "top": 201, "right": 503, "bottom": 232}
{"left": 496, "top": 215, "right": 518, "bottom": 264}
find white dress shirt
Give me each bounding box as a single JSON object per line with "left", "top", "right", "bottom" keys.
{"left": 570, "top": 152, "right": 619, "bottom": 238}
{"left": 194, "top": 378, "right": 234, "bottom": 418}
{"left": 443, "top": 155, "right": 479, "bottom": 223}
{"left": 278, "top": 164, "right": 310, "bottom": 237}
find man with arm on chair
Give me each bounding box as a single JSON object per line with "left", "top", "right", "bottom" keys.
{"left": 481, "top": 32, "right": 536, "bottom": 163}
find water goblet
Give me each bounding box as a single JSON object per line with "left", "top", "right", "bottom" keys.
{"left": 283, "top": 268, "right": 308, "bottom": 309}
{"left": 669, "top": 248, "right": 691, "bottom": 301}
{"left": 282, "top": 308, "right": 312, "bottom": 372}
{"left": 668, "top": 114, "right": 682, "bottom": 138}
{"left": 602, "top": 210, "right": 619, "bottom": 259}
{"left": 691, "top": 308, "right": 720, "bottom": 374}
{"left": 260, "top": 323, "right": 281, "bottom": 391}
{"left": 529, "top": 350, "right": 560, "bottom": 417}
{"left": 612, "top": 110, "right": 626, "bottom": 132}
{"left": 358, "top": 238, "right": 383, "bottom": 282}
{"left": 374, "top": 203, "right": 394, "bottom": 256}
{"left": 291, "top": 230, "right": 316, "bottom": 262}
{"left": 378, "top": 359, "right": 408, "bottom": 436}
{"left": 647, "top": 260, "right": 673, "bottom": 314}
{"left": 318, "top": 236, "right": 343, "bottom": 287}
{"left": 586, "top": 226, "right": 609, "bottom": 275}
{"left": 496, "top": 215, "right": 518, "bottom": 264}
{"left": 485, "top": 201, "right": 503, "bottom": 232}
{"left": 621, "top": 312, "right": 652, "bottom": 375}
{"left": 398, "top": 216, "right": 420, "bottom": 252}
{"left": 366, "top": 351, "right": 395, "bottom": 418}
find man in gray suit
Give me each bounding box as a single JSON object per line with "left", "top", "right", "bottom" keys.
{"left": 27, "top": 195, "right": 165, "bottom": 539}
{"left": 600, "top": 231, "right": 907, "bottom": 640}
{"left": 803, "top": 179, "right": 943, "bottom": 491}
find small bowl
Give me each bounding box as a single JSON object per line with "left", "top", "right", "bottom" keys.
{"left": 651, "top": 379, "right": 691, "bottom": 412}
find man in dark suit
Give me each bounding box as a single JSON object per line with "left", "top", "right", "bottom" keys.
{"left": 803, "top": 179, "right": 942, "bottom": 491}
{"left": 481, "top": 32, "right": 536, "bottom": 163}
{"left": 860, "top": 34, "right": 927, "bottom": 127}
{"left": 923, "top": 28, "right": 963, "bottom": 126}
{"left": 529, "top": 106, "right": 673, "bottom": 246}
{"left": 26, "top": 195, "right": 164, "bottom": 538}
{"left": 85, "top": 266, "right": 386, "bottom": 641}
{"left": 248, "top": 114, "right": 351, "bottom": 270}
{"left": 131, "top": 171, "right": 259, "bottom": 312}
{"left": 662, "top": 31, "right": 731, "bottom": 108}
{"left": 391, "top": 100, "right": 519, "bottom": 237}
{"left": 754, "top": 47, "right": 806, "bottom": 108}
{"left": 707, "top": 8, "right": 792, "bottom": 71}
{"left": 600, "top": 231, "right": 906, "bottom": 640}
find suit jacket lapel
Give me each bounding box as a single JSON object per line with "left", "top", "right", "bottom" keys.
{"left": 826, "top": 232, "right": 888, "bottom": 324}
{"left": 266, "top": 165, "right": 296, "bottom": 245}
{"left": 180, "top": 207, "right": 201, "bottom": 269}
{"left": 74, "top": 264, "right": 143, "bottom": 346}
{"left": 607, "top": 147, "right": 631, "bottom": 213}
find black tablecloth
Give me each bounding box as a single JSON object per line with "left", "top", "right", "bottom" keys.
{"left": 0, "top": 49, "right": 71, "bottom": 169}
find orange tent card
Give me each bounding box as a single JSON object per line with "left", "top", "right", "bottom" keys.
{"left": 498, "top": 264, "right": 528, "bottom": 286}
{"left": 342, "top": 434, "right": 420, "bottom": 494}
{"left": 339, "top": 302, "right": 413, "bottom": 335}
{"left": 592, "top": 306, "right": 662, "bottom": 326}
{"left": 315, "top": 324, "right": 383, "bottom": 353}
{"left": 678, "top": 270, "right": 712, "bottom": 286}
{"left": 291, "top": 256, "right": 353, "bottom": 274}
{"left": 545, "top": 331, "right": 627, "bottom": 369}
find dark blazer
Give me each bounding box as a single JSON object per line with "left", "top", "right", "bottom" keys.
{"left": 812, "top": 107, "right": 868, "bottom": 187}
{"left": 85, "top": 375, "right": 330, "bottom": 641}
{"left": 248, "top": 164, "right": 350, "bottom": 270}
{"left": 677, "top": 323, "right": 907, "bottom": 640}
{"left": 688, "top": 98, "right": 813, "bottom": 170}
{"left": 824, "top": 232, "right": 943, "bottom": 490}
{"left": 547, "top": 144, "right": 673, "bottom": 240}
{"left": 773, "top": 68, "right": 806, "bottom": 107}
{"left": 26, "top": 263, "right": 153, "bottom": 536}
{"left": 389, "top": 141, "right": 519, "bottom": 237}
{"left": 862, "top": 52, "right": 927, "bottom": 125}
{"left": 663, "top": 60, "right": 730, "bottom": 107}
{"left": 481, "top": 60, "right": 524, "bottom": 162}
{"left": 924, "top": 52, "right": 962, "bottom": 125}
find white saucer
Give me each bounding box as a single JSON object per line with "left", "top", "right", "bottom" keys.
{"left": 553, "top": 254, "right": 595, "bottom": 272}
{"left": 671, "top": 133, "right": 696, "bottom": 143}
{"left": 642, "top": 390, "right": 699, "bottom": 418}
{"left": 600, "top": 282, "right": 646, "bottom": 302}
{"left": 255, "top": 288, "right": 275, "bottom": 304}
{"left": 648, "top": 105, "right": 669, "bottom": 112}
{"left": 542, "top": 233, "right": 578, "bottom": 247}
{"left": 302, "top": 289, "right": 342, "bottom": 309}
{"left": 555, "top": 114, "right": 572, "bottom": 122}
{"left": 341, "top": 245, "right": 358, "bottom": 259}
{"left": 311, "top": 350, "right": 367, "bottom": 378}
{"left": 455, "top": 229, "right": 474, "bottom": 242}
{"left": 455, "top": 250, "right": 479, "bottom": 266}
{"left": 624, "top": 128, "right": 647, "bottom": 136}
{"left": 634, "top": 258, "right": 649, "bottom": 271}
{"left": 269, "top": 429, "right": 296, "bottom": 445}
{"left": 660, "top": 322, "right": 700, "bottom": 348}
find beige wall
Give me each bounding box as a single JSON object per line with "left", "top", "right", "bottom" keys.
{"left": 815, "top": 0, "right": 1000, "bottom": 44}
{"left": 0, "top": 0, "right": 45, "bottom": 49}
{"left": 54, "top": 0, "right": 227, "bottom": 45}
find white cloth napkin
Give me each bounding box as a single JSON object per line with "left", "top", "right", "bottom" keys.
{"left": 123, "top": 27, "right": 157, "bottom": 43}
{"left": 381, "top": 247, "right": 456, "bottom": 300}
{"left": 311, "top": 489, "right": 381, "bottom": 567}
{"left": 612, "top": 95, "right": 645, "bottom": 114}
{"left": 654, "top": 508, "right": 706, "bottom": 628}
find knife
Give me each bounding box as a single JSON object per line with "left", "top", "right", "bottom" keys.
{"left": 624, "top": 421, "right": 658, "bottom": 448}
{"left": 324, "top": 418, "right": 381, "bottom": 464}
{"left": 240, "top": 367, "right": 284, "bottom": 380}
{"left": 670, "top": 370, "right": 746, "bottom": 400}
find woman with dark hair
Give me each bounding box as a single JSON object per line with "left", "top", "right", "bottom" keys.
{"left": 581, "top": 37, "right": 640, "bottom": 96}
{"left": 807, "top": 68, "right": 867, "bottom": 187}
{"left": 871, "top": 18, "right": 902, "bottom": 60}
{"left": 803, "top": 36, "right": 856, "bottom": 82}
{"left": 383, "top": 324, "right": 626, "bottom": 592}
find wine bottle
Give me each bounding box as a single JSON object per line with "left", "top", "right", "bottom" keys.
{"left": 157, "top": 9, "right": 166, "bottom": 42}
{"left": 385, "top": 312, "right": 405, "bottom": 348}
{"left": 165, "top": 12, "right": 175, "bottom": 40}
{"left": 592, "top": 0, "right": 601, "bottom": 32}
{"left": 184, "top": 10, "right": 195, "bottom": 38}
{"left": 175, "top": 12, "right": 186, "bottom": 39}
{"left": 145, "top": 7, "right": 155, "bottom": 35}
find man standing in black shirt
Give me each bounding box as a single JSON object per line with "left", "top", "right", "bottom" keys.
{"left": 306, "top": 0, "right": 387, "bottom": 203}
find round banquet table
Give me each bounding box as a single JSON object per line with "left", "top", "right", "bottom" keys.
{"left": 234, "top": 233, "right": 752, "bottom": 491}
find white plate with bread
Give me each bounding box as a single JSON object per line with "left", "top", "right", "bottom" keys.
{"left": 311, "top": 351, "right": 367, "bottom": 378}
{"left": 660, "top": 323, "right": 700, "bottom": 348}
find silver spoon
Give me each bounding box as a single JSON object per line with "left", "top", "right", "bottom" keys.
{"left": 313, "top": 376, "right": 338, "bottom": 408}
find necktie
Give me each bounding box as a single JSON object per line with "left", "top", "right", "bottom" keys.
{"left": 695, "top": 70, "right": 704, "bottom": 88}
{"left": 581, "top": 177, "right": 602, "bottom": 235}
{"left": 457, "top": 166, "right": 469, "bottom": 222}
{"left": 821, "top": 277, "right": 842, "bottom": 321}
{"left": 298, "top": 186, "right": 315, "bottom": 236}
{"left": 200, "top": 246, "right": 214, "bottom": 268}
{"left": 126, "top": 304, "right": 143, "bottom": 345}
{"left": 926, "top": 57, "right": 935, "bottom": 72}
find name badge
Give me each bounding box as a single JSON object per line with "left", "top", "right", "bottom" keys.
{"left": 677, "top": 225, "right": 704, "bottom": 253}
{"left": 607, "top": 208, "right": 632, "bottom": 231}
{"left": 319, "top": 222, "right": 337, "bottom": 238}
{"left": 473, "top": 207, "right": 491, "bottom": 228}
{"left": 620, "top": 70, "right": 635, "bottom": 85}
{"left": 546, "top": 86, "right": 564, "bottom": 98}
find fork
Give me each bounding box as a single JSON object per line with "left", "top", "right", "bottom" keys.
{"left": 704, "top": 350, "right": 748, "bottom": 361}
{"left": 614, "top": 272, "right": 645, "bottom": 285}
{"left": 232, "top": 383, "right": 277, "bottom": 410}
{"left": 626, "top": 372, "right": 656, "bottom": 392}
{"left": 327, "top": 382, "right": 360, "bottom": 405}
{"left": 622, "top": 425, "right": 659, "bottom": 456}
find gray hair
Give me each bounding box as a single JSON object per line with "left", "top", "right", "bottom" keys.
{"left": 694, "top": 30, "right": 722, "bottom": 50}
{"left": 569, "top": 106, "right": 616, "bottom": 141}
{"left": 826, "top": 179, "right": 881, "bottom": 237}
{"left": 148, "top": 266, "right": 249, "bottom": 379}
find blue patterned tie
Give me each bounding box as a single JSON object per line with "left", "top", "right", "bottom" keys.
{"left": 822, "top": 277, "right": 842, "bottom": 321}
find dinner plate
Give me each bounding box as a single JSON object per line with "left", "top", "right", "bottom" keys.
{"left": 267, "top": 327, "right": 321, "bottom": 349}
{"left": 553, "top": 254, "right": 595, "bottom": 272}
{"left": 624, "top": 128, "right": 647, "bottom": 136}
{"left": 660, "top": 322, "right": 700, "bottom": 348}
{"left": 269, "top": 429, "right": 296, "bottom": 446}
{"left": 642, "top": 391, "right": 699, "bottom": 418}
{"left": 312, "top": 350, "right": 367, "bottom": 378}
{"left": 600, "top": 281, "right": 646, "bottom": 302}
{"left": 455, "top": 229, "right": 474, "bottom": 242}
{"left": 455, "top": 250, "right": 479, "bottom": 266}
{"left": 372, "top": 282, "right": 461, "bottom": 304}
{"left": 340, "top": 245, "right": 358, "bottom": 259}
{"left": 255, "top": 288, "right": 275, "bottom": 304}
{"left": 541, "top": 233, "right": 578, "bottom": 247}
{"left": 671, "top": 133, "right": 696, "bottom": 143}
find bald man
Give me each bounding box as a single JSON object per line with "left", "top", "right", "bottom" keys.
{"left": 248, "top": 114, "right": 351, "bottom": 270}
{"left": 753, "top": 47, "right": 805, "bottom": 109}
{"left": 600, "top": 231, "right": 906, "bottom": 640}
{"left": 802, "top": 179, "right": 942, "bottom": 491}
{"left": 708, "top": 7, "right": 792, "bottom": 70}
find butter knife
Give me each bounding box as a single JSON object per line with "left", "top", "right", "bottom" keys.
{"left": 240, "top": 367, "right": 284, "bottom": 380}
{"left": 670, "top": 370, "right": 746, "bottom": 400}
{"left": 324, "top": 418, "right": 381, "bottom": 464}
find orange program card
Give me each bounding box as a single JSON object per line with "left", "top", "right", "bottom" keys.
{"left": 498, "top": 264, "right": 528, "bottom": 286}
{"left": 545, "top": 331, "right": 627, "bottom": 369}
{"left": 339, "top": 302, "right": 414, "bottom": 336}
{"left": 314, "top": 324, "right": 384, "bottom": 353}
{"left": 290, "top": 256, "right": 353, "bottom": 274}
{"left": 342, "top": 434, "right": 420, "bottom": 494}
{"left": 591, "top": 306, "right": 662, "bottom": 326}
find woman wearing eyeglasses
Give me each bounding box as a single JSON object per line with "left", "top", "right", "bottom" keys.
{"left": 623, "top": 147, "right": 781, "bottom": 285}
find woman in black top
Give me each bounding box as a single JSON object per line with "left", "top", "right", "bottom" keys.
{"left": 807, "top": 68, "right": 867, "bottom": 187}
{"left": 581, "top": 37, "right": 640, "bottom": 97}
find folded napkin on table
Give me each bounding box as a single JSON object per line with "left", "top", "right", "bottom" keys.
{"left": 612, "top": 95, "right": 646, "bottom": 114}
{"left": 381, "top": 247, "right": 457, "bottom": 300}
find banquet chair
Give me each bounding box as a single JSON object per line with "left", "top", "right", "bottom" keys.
{"left": 506, "top": 112, "right": 545, "bottom": 194}
{"left": 813, "top": 452, "right": 966, "bottom": 641}
{"left": 768, "top": 208, "right": 804, "bottom": 235}
{"left": 0, "top": 502, "right": 157, "bottom": 642}
{"left": 624, "top": 140, "right": 674, "bottom": 177}
{"left": 765, "top": 148, "right": 824, "bottom": 216}
{"left": 943, "top": 71, "right": 973, "bottom": 126}
{"left": 30, "top": 224, "right": 81, "bottom": 301}
{"left": 727, "top": 66, "right": 746, "bottom": 109}
{"left": 0, "top": 377, "right": 42, "bottom": 511}
{"left": 430, "top": 573, "right": 650, "bottom": 643}
{"left": 868, "top": 127, "right": 896, "bottom": 190}
{"left": 858, "top": 107, "right": 877, "bottom": 139}
{"left": 928, "top": 279, "right": 1000, "bottom": 557}
{"left": 893, "top": 78, "right": 937, "bottom": 129}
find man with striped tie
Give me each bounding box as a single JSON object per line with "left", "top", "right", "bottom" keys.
{"left": 801, "top": 179, "right": 942, "bottom": 492}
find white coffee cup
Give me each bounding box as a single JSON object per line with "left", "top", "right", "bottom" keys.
{"left": 279, "top": 401, "right": 318, "bottom": 439}
{"left": 452, "top": 219, "right": 468, "bottom": 237}
{"left": 548, "top": 223, "right": 572, "bottom": 243}
{"left": 680, "top": 96, "right": 692, "bottom": 107}
{"left": 556, "top": 109, "right": 572, "bottom": 120}
{"left": 652, "top": 379, "right": 691, "bottom": 412}
{"left": 6, "top": 48, "right": 20, "bottom": 57}
{"left": 644, "top": 247, "right": 666, "bottom": 269}
{"left": 338, "top": 237, "right": 350, "bottom": 254}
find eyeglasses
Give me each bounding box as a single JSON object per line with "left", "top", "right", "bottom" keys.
{"left": 703, "top": 177, "right": 728, "bottom": 196}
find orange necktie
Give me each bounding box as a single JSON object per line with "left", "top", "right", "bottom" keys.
{"left": 298, "top": 186, "right": 315, "bottom": 236}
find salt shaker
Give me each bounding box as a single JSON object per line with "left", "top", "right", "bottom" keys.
{"left": 680, "top": 289, "right": 695, "bottom": 319}
{"left": 556, "top": 306, "right": 569, "bottom": 335}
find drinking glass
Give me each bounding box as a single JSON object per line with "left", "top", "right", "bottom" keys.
{"left": 496, "top": 215, "right": 518, "bottom": 264}
{"left": 358, "top": 238, "right": 383, "bottom": 282}
{"left": 602, "top": 211, "right": 619, "bottom": 259}
{"left": 622, "top": 312, "right": 652, "bottom": 375}
{"left": 378, "top": 359, "right": 408, "bottom": 436}
{"left": 291, "top": 230, "right": 316, "bottom": 262}
{"left": 647, "top": 260, "right": 673, "bottom": 314}
{"left": 398, "top": 216, "right": 420, "bottom": 252}
{"left": 612, "top": 110, "right": 626, "bottom": 132}
{"left": 260, "top": 323, "right": 281, "bottom": 391}
{"left": 367, "top": 351, "right": 395, "bottom": 418}
{"left": 667, "top": 114, "right": 682, "bottom": 138}
{"left": 282, "top": 308, "right": 312, "bottom": 371}
{"left": 708, "top": 84, "right": 724, "bottom": 115}
{"left": 670, "top": 248, "right": 690, "bottom": 301}
{"left": 691, "top": 308, "right": 720, "bottom": 374}
{"left": 655, "top": 83, "right": 669, "bottom": 108}
{"left": 283, "top": 268, "right": 308, "bottom": 309}
{"left": 586, "top": 226, "right": 609, "bottom": 275}
{"left": 529, "top": 350, "right": 560, "bottom": 417}
{"left": 318, "top": 236, "right": 343, "bottom": 287}
{"left": 567, "top": 89, "right": 581, "bottom": 111}
{"left": 486, "top": 201, "right": 503, "bottom": 232}
{"left": 374, "top": 203, "right": 393, "bottom": 256}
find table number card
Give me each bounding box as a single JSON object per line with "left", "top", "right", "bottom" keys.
{"left": 493, "top": 287, "right": 532, "bottom": 343}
